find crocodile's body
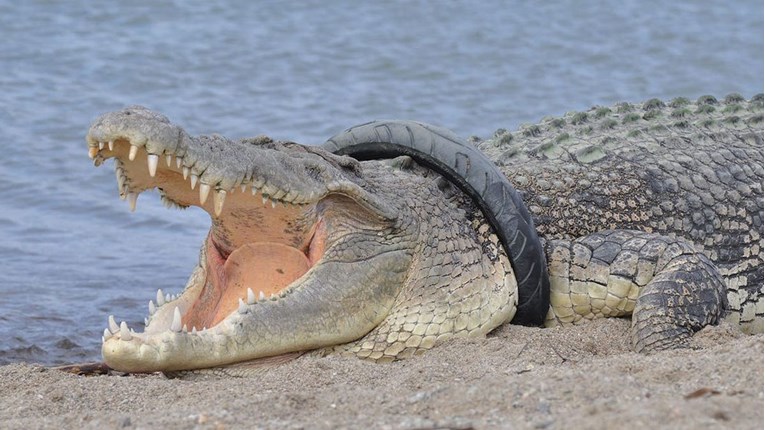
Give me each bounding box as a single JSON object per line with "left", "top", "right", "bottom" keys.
{"left": 477, "top": 94, "right": 763, "bottom": 334}
{"left": 83, "top": 94, "right": 763, "bottom": 373}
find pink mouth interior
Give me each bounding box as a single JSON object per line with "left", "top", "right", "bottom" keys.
{"left": 181, "top": 238, "right": 312, "bottom": 330}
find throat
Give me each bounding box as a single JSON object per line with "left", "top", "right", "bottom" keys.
{"left": 181, "top": 239, "right": 311, "bottom": 330}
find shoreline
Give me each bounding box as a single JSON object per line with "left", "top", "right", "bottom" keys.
{"left": 1, "top": 318, "right": 762, "bottom": 429}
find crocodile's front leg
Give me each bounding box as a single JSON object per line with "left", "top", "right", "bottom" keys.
{"left": 544, "top": 229, "right": 727, "bottom": 352}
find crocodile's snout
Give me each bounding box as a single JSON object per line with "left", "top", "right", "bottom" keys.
{"left": 87, "top": 106, "right": 180, "bottom": 160}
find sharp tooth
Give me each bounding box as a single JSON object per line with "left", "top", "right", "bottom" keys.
{"left": 241, "top": 184, "right": 247, "bottom": 193}
{"left": 213, "top": 190, "right": 226, "bottom": 216}
{"left": 165, "top": 292, "right": 172, "bottom": 303}
{"left": 108, "top": 140, "right": 114, "bottom": 151}
{"left": 247, "top": 288, "right": 256, "bottom": 304}
{"left": 115, "top": 169, "right": 126, "bottom": 191}
{"left": 190, "top": 174, "right": 199, "bottom": 190}
{"left": 199, "top": 183, "right": 211, "bottom": 205}
{"left": 149, "top": 300, "right": 156, "bottom": 315}
{"left": 271, "top": 199, "right": 277, "bottom": 209}
{"left": 127, "top": 193, "right": 138, "bottom": 212}
{"left": 192, "top": 326, "right": 197, "bottom": 334}
{"left": 203, "top": 326, "right": 207, "bottom": 331}
{"left": 259, "top": 291, "right": 265, "bottom": 301}
{"left": 103, "top": 328, "right": 111, "bottom": 341}
{"left": 120, "top": 321, "right": 132, "bottom": 341}
{"left": 270, "top": 293, "right": 277, "bottom": 300}
{"left": 144, "top": 317, "right": 149, "bottom": 326}
{"left": 176, "top": 157, "right": 183, "bottom": 168}
{"left": 183, "top": 324, "right": 188, "bottom": 333}
{"left": 157, "top": 289, "right": 165, "bottom": 306}
{"left": 98, "top": 141, "right": 105, "bottom": 150}
{"left": 171, "top": 307, "right": 182, "bottom": 332}
{"left": 251, "top": 187, "right": 258, "bottom": 196}
{"left": 88, "top": 146, "right": 98, "bottom": 159}
{"left": 166, "top": 154, "right": 172, "bottom": 166}
{"left": 108, "top": 315, "right": 119, "bottom": 334}
{"left": 262, "top": 195, "right": 268, "bottom": 205}
{"left": 183, "top": 166, "right": 190, "bottom": 180}
{"left": 238, "top": 298, "right": 248, "bottom": 314}
{"left": 129, "top": 144, "right": 139, "bottom": 161}
{"left": 147, "top": 154, "right": 159, "bottom": 177}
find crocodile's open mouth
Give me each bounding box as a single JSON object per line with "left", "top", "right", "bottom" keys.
{"left": 91, "top": 135, "right": 330, "bottom": 340}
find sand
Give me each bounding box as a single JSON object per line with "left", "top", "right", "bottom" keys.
{"left": 0, "top": 318, "right": 762, "bottom": 430}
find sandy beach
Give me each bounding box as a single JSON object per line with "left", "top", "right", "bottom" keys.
{"left": 1, "top": 318, "right": 761, "bottom": 429}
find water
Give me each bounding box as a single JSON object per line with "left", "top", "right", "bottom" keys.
{"left": 0, "top": 0, "right": 761, "bottom": 366}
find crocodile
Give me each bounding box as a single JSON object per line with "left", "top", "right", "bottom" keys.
{"left": 83, "top": 94, "right": 763, "bottom": 374}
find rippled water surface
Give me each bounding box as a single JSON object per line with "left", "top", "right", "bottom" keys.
{"left": 0, "top": 0, "right": 762, "bottom": 365}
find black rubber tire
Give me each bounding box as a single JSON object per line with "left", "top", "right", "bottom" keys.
{"left": 322, "top": 120, "right": 550, "bottom": 326}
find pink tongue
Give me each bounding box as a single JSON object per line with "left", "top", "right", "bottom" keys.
{"left": 211, "top": 243, "right": 311, "bottom": 325}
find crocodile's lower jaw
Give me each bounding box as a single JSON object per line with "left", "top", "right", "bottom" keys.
{"left": 101, "top": 234, "right": 317, "bottom": 372}
{"left": 183, "top": 236, "right": 314, "bottom": 330}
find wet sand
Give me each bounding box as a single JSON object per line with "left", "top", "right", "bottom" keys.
{"left": 1, "top": 318, "right": 762, "bottom": 429}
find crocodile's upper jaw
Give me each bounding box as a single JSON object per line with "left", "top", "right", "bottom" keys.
{"left": 88, "top": 107, "right": 406, "bottom": 372}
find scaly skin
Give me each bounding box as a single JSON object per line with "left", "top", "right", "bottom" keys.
{"left": 476, "top": 94, "right": 763, "bottom": 334}
{"left": 543, "top": 230, "right": 728, "bottom": 351}
{"left": 84, "top": 94, "right": 763, "bottom": 374}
